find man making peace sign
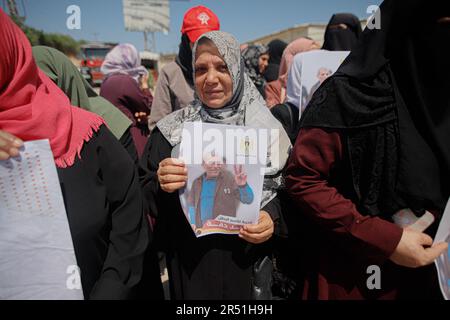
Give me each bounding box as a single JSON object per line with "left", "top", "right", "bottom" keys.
{"left": 187, "top": 151, "right": 254, "bottom": 230}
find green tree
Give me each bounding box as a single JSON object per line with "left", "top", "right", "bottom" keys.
{"left": 9, "top": 14, "right": 85, "bottom": 55}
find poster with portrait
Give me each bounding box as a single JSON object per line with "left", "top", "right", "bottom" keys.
{"left": 434, "top": 198, "right": 450, "bottom": 300}
{"left": 178, "top": 122, "right": 268, "bottom": 238}
{"left": 298, "top": 50, "right": 350, "bottom": 117}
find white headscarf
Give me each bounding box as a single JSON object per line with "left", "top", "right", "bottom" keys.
{"left": 286, "top": 53, "right": 304, "bottom": 108}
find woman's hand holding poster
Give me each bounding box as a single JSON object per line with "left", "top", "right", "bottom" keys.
{"left": 178, "top": 122, "right": 267, "bottom": 237}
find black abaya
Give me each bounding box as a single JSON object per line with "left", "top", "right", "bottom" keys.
{"left": 58, "top": 125, "right": 162, "bottom": 299}
{"left": 140, "top": 128, "right": 280, "bottom": 300}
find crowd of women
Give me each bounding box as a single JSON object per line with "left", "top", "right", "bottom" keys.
{"left": 0, "top": 0, "right": 449, "bottom": 300}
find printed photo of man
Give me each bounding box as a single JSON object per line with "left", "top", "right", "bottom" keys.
{"left": 304, "top": 67, "right": 333, "bottom": 108}
{"left": 187, "top": 151, "right": 254, "bottom": 230}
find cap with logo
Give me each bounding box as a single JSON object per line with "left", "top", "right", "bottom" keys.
{"left": 181, "top": 6, "right": 220, "bottom": 43}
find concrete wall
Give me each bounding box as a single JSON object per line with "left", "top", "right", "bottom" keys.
{"left": 245, "top": 20, "right": 367, "bottom": 47}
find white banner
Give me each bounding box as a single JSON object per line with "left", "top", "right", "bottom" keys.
{"left": 122, "top": 0, "right": 170, "bottom": 33}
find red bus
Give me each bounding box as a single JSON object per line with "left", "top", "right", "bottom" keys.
{"left": 79, "top": 43, "right": 115, "bottom": 86}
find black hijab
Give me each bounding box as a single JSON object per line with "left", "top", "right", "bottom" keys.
{"left": 264, "top": 64, "right": 280, "bottom": 82}
{"left": 301, "top": 0, "right": 450, "bottom": 217}
{"left": 175, "top": 34, "right": 194, "bottom": 86}
{"left": 268, "top": 39, "right": 287, "bottom": 65}
{"left": 264, "top": 39, "right": 288, "bottom": 82}
{"left": 322, "top": 13, "right": 362, "bottom": 51}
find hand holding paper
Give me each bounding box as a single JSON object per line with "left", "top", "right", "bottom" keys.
{"left": 239, "top": 211, "right": 274, "bottom": 244}
{"left": 178, "top": 122, "right": 267, "bottom": 237}
{"left": 0, "top": 139, "right": 83, "bottom": 299}
{"left": 390, "top": 228, "right": 448, "bottom": 268}
{"left": 157, "top": 158, "right": 188, "bottom": 193}
{"left": 0, "top": 130, "right": 23, "bottom": 160}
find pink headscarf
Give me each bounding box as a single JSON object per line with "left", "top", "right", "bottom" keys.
{"left": 278, "top": 38, "right": 319, "bottom": 88}
{"left": 264, "top": 37, "right": 319, "bottom": 107}
{"left": 0, "top": 9, "right": 105, "bottom": 168}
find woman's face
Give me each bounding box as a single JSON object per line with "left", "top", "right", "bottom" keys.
{"left": 259, "top": 53, "right": 269, "bottom": 74}
{"left": 195, "top": 42, "right": 233, "bottom": 109}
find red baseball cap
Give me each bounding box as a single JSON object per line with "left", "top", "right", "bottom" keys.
{"left": 181, "top": 6, "right": 220, "bottom": 43}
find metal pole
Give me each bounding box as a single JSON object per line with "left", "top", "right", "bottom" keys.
{"left": 7, "top": 0, "right": 19, "bottom": 18}
{"left": 152, "top": 32, "right": 156, "bottom": 52}
{"left": 144, "top": 31, "right": 149, "bottom": 51}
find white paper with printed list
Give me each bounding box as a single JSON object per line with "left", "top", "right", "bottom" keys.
{"left": 0, "top": 140, "right": 83, "bottom": 300}
{"left": 434, "top": 198, "right": 450, "bottom": 300}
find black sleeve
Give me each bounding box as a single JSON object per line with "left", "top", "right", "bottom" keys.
{"left": 138, "top": 128, "right": 172, "bottom": 219}
{"left": 89, "top": 126, "right": 149, "bottom": 300}
{"left": 119, "top": 127, "right": 139, "bottom": 166}
{"left": 138, "top": 128, "right": 174, "bottom": 252}
{"left": 271, "top": 103, "right": 299, "bottom": 144}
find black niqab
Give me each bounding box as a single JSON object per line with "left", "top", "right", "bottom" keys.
{"left": 322, "top": 13, "right": 362, "bottom": 51}
{"left": 301, "top": 0, "right": 450, "bottom": 217}
{"left": 264, "top": 63, "right": 280, "bottom": 82}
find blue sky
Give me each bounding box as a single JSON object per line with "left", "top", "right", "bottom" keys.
{"left": 2, "top": 0, "right": 382, "bottom": 54}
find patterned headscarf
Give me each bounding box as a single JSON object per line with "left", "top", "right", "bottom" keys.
{"left": 157, "top": 31, "right": 291, "bottom": 208}
{"left": 101, "top": 43, "right": 148, "bottom": 83}
{"left": 241, "top": 44, "right": 269, "bottom": 90}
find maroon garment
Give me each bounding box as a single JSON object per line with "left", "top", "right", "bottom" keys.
{"left": 286, "top": 128, "right": 408, "bottom": 299}
{"left": 100, "top": 74, "right": 152, "bottom": 158}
